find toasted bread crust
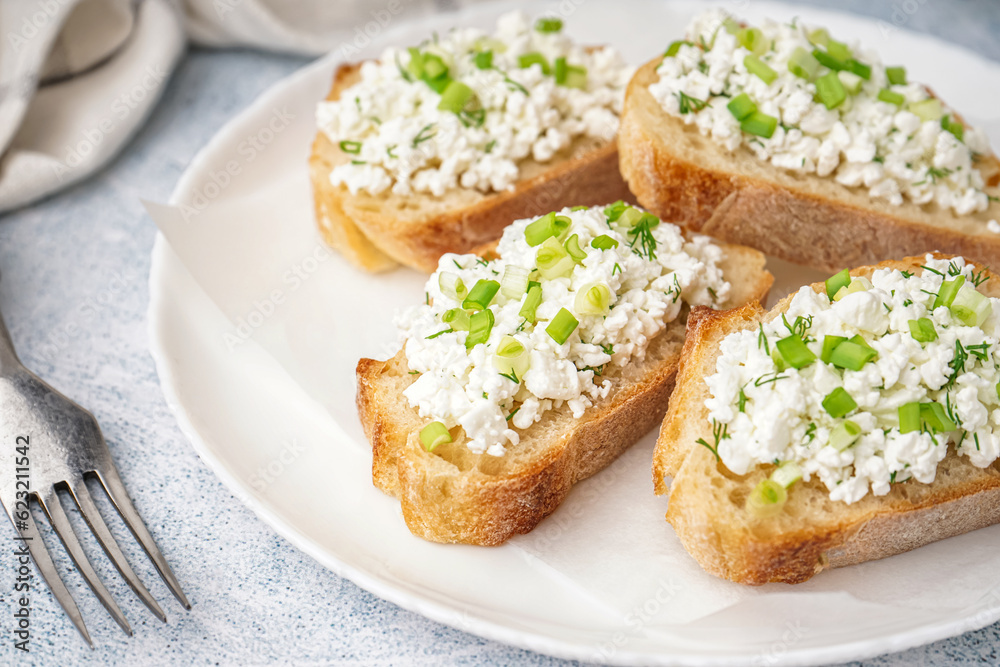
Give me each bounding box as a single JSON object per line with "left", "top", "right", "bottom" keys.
{"left": 620, "top": 59, "right": 1000, "bottom": 273}
{"left": 655, "top": 255, "right": 1000, "bottom": 585}
{"left": 357, "top": 243, "right": 773, "bottom": 545}
{"left": 311, "top": 62, "right": 635, "bottom": 274}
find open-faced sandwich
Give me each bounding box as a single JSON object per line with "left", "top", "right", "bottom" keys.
{"left": 311, "top": 11, "right": 637, "bottom": 273}
{"left": 619, "top": 9, "right": 1000, "bottom": 272}
{"left": 357, "top": 203, "right": 772, "bottom": 544}
{"left": 656, "top": 253, "right": 1000, "bottom": 584}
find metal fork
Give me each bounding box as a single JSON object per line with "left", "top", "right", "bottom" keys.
{"left": 0, "top": 299, "right": 189, "bottom": 646}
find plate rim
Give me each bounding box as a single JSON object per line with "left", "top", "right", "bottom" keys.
{"left": 147, "top": 1, "right": 1000, "bottom": 663}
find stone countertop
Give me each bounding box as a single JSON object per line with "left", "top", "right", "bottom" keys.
{"left": 2, "top": 0, "right": 1000, "bottom": 664}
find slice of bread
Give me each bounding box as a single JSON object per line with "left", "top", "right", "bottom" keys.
{"left": 655, "top": 254, "right": 1000, "bottom": 585}
{"left": 356, "top": 242, "right": 772, "bottom": 545}
{"left": 619, "top": 58, "right": 1000, "bottom": 273}
{"left": 310, "top": 63, "right": 634, "bottom": 274}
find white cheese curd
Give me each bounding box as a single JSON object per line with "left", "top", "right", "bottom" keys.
{"left": 649, "top": 9, "right": 994, "bottom": 217}
{"left": 706, "top": 254, "right": 1000, "bottom": 504}
{"left": 316, "top": 11, "right": 633, "bottom": 197}
{"left": 395, "top": 204, "right": 730, "bottom": 455}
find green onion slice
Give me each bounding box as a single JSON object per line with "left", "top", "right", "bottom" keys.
{"left": 439, "top": 272, "right": 468, "bottom": 302}
{"left": 534, "top": 17, "right": 563, "bottom": 33}
{"left": 727, "top": 92, "right": 757, "bottom": 121}
{"left": 838, "top": 70, "right": 863, "bottom": 95}
{"left": 877, "top": 89, "right": 905, "bottom": 106}
{"left": 825, "top": 269, "right": 851, "bottom": 299}
{"left": 493, "top": 334, "right": 530, "bottom": 382}
{"left": 921, "top": 402, "right": 957, "bottom": 433}
{"left": 546, "top": 308, "right": 579, "bottom": 345}
{"left": 822, "top": 387, "right": 857, "bottom": 418}
{"left": 575, "top": 283, "right": 612, "bottom": 316}
{"left": 604, "top": 200, "right": 628, "bottom": 223}
{"left": 933, "top": 275, "right": 966, "bottom": 310}
{"left": 807, "top": 28, "right": 830, "bottom": 47}
{"left": 474, "top": 50, "right": 493, "bottom": 69}
{"left": 525, "top": 212, "right": 557, "bottom": 246}
{"left": 776, "top": 334, "right": 816, "bottom": 369}
{"left": 737, "top": 27, "right": 768, "bottom": 56}
{"left": 438, "top": 80, "right": 477, "bottom": 113}
{"left": 465, "top": 309, "right": 494, "bottom": 349}
{"left": 821, "top": 335, "right": 847, "bottom": 363}
{"left": 941, "top": 114, "right": 964, "bottom": 141}
{"left": 826, "top": 39, "right": 852, "bottom": 62}
{"left": 812, "top": 48, "right": 846, "bottom": 71}
{"left": 909, "top": 98, "right": 943, "bottom": 122}
{"left": 339, "top": 140, "right": 362, "bottom": 154}
{"left": 518, "top": 52, "right": 550, "bottom": 75}
{"left": 744, "top": 55, "right": 777, "bottom": 84}
{"left": 788, "top": 46, "right": 820, "bottom": 80}
{"left": 829, "top": 340, "right": 877, "bottom": 371}
{"left": 829, "top": 420, "right": 861, "bottom": 451}
{"left": 908, "top": 317, "right": 938, "bottom": 343}
{"left": 500, "top": 265, "right": 530, "bottom": 299}
{"left": 846, "top": 59, "right": 871, "bottom": 80}
{"left": 536, "top": 237, "right": 576, "bottom": 280}
{"left": 616, "top": 206, "right": 644, "bottom": 228}
{"left": 815, "top": 71, "right": 847, "bottom": 109}
{"left": 770, "top": 461, "right": 803, "bottom": 488}
{"left": 419, "top": 421, "right": 452, "bottom": 452}
{"left": 740, "top": 111, "right": 778, "bottom": 138}
{"left": 747, "top": 478, "right": 787, "bottom": 518}
{"left": 664, "top": 40, "right": 693, "bottom": 57}
{"left": 442, "top": 308, "right": 471, "bottom": 331}
{"left": 899, "top": 402, "right": 921, "bottom": 433}
{"left": 886, "top": 66, "right": 907, "bottom": 85}
{"left": 951, "top": 284, "right": 992, "bottom": 326}
{"left": 519, "top": 281, "right": 543, "bottom": 323}
{"left": 462, "top": 279, "right": 500, "bottom": 311}
{"left": 565, "top": 234, "right": 587, "bottom": 263}
{"left": 591, "top": 234, "right": 619, "bottom": 250}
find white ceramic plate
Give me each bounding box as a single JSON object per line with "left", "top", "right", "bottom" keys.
{"left": 148, "top": 1, "right": 1000, "bottom": 664}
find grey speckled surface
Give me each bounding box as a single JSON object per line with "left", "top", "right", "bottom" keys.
{"left": 2, "top": 0, "right": 1000, "bottom": 664}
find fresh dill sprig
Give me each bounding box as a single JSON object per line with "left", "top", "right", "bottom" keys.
{"left": 695, "top": 419, "right": 729, "bottom": 463}
{"left": 676, "top": 91, "right": 711, "bottom": 114}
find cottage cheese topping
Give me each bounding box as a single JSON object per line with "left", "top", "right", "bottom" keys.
{"left": 649, "top": 9, "right": 994, "bottom": 216}
{"left": 316, "top": 11, "right": 632, "bottom": 197}
{"left": 706, "top": 256, "right": 1000, "bottom": 504}
{"left": 395, "top": 205, "right": 730, "bottom": 456}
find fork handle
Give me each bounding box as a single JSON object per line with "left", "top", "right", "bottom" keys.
{"left": 0, "top": 298, "right": 22, "bottom": 375}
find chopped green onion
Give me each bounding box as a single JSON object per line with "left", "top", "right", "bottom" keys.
{"left": 737, "top": 27, "right": 768, "bottom": 56}
{"left": 838, "top": 70, "right": 863, "bottom": 95}
{"left": 807, "top": 28, "right": 829, "bottom": 47}
{"left": 740, "top": 111, "right": 778, "bottom": 138}
{"left": 920, "top": 402, "right": 957, "bottom": 433}
{"left": 493, "top": 334, "right": 529, "bottom": 381}
{"left": 465, "top": 309, "right": 494, "bottom": 349}
{"left": 552, "top": 215, "right": 572, "bottom": 239}
{"left": 554, "top": 57, "right": 587, "bottom": 88}
{"left": 474, "top": 50, "right": 493, "bottom": 69}
{"left": 815, "top": 71, "right": 847, "bottom": 109}
{"left": 534, "top": 17, "right": 563, "bottom": 33}
{"left": 934, "top": 275, "right": 966, "bottom": 309}
{"left": 846, "top": 59, "right": 871, "bottom": 80}
{"left": 664, "top": 40, "right": 693, "bottom": 57}
{"left": 339, "top": 140, "right": 362, "bottom": 154}
{"left": 776, "top": 334, "right": 816, "bottom": 369}
{"left": 438, "top": 80, "right": 476, "bottom": 113}
{"left": 525, "top": 212, "right": 557, "bottom": 246}
{"left": 546, "top": 308, "right": 579, "bottom": 344}
{"left": 747, "top": 478, "right": 787, "bottom": 518}
{"left": 821, "top": 335, "right": 847, "bottom": 363}
{"left": 419, "top": 421, "right": 452, "bottom": 452}
{"left": 519, "top": 282, "right": 543, "bottom": 323}
{"left": 770, "top": 346, "right": 787, "bottom": 372}
{"left": 899, "top": 402, "right": 921, "bottom": 433}
{"left": 723, "top": 17, "right": 740, "bottom": 34}
{"left": 616, "top": 206, "right": 644, "bottom": 228}
{"left": 591, "top": 234, "right": 619, "bottom": 250}
{"left": 770, "top": 461, "right": 803, "bottom": 488}
{"left": 812, "top": 48, "right": 847, "bottom": 71}
{"left": 877, "top": 89, "right": 905, "bottom": 106}
{"left": 951, "top": 284, "right": 992, "bottom": 326}
{"left": 826, "top": 39, "right": 852, "bottom": 62}
{"left": 941, "top": 114, "right": 964, "bottom": 141}
{"left": 829, "top": 420, "right": 862, "bottom": 451}
{"left": 822, "top": 387, "right": 857, "bottom": 418}
{"left": 500, "top": 265, "right": 530, "bottom": 299}
{"left": 439, "top": 272, "right": 468, "bottom": 302}
{"left": 727, "top": 92, "right": 757, "bottom": 121}
{"left": 518, "top": 52, "right": 550, "bottom": 75}
{"left": 788, "top": 46, "right": 820, "bottom": 80}
{"left": 908, "top": 317, "right": 938, "bottom": 343}
{"left": 909, "top": 98, "right": 943, "bottom": 122}
{"left": 535, "top": 237, "right": 576, "bottom": 280}
{"left": 442, "top": 308, "right": 470, "bottom": 331}
{"left": 825, "top": 269, "right": 851, "bottom": 299}
{"left": 829, "top": 340, "right": 877, "bottom": 371}
{"left": 463, "top": 279, "right": 500, "bottom": 311}
{"left": 604, "top": 200, "right": 628, "bottom": 223}
{"left": 886, "top": 66, "right": 907, "bottom": 85}
{"left": 744, "top": 55, "right": 778, "bottom": 84}
{"left": 575, "top": 283, "right": 612, "bottom": 316}
{"left": 565, "top": 234, "right": 587, "bottom": 263}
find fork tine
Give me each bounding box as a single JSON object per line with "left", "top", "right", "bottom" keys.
{"left": 94, "top": 467, "right": 191, "bottom": 609}
{"left": 16, "top": 508, "right": 93, "bottom": 647}
{"left": 69, "top": 481, "right": 166, "bottom": 623}
{"left": 38, "top": 488, "right": 132, "bottom": 636}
